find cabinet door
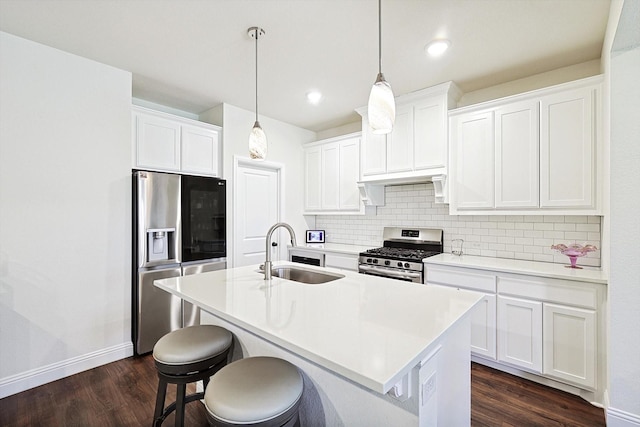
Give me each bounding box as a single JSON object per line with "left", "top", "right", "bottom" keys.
{"left": 181, "top": 125, "right": 220, "bottom": 176}
{"left": 339, "top": 137, "right": 361, "bottom": 210}
{"left": 135, "top": 113, "right": 181, "bottom": 171}
{"left": 361, "top": 118, "right": 387, "bottom": 176}
{"left": 414, "top": 97, "right": 446, "bottom": 170}
{"left": 321, "top": 142, "right": 340, "bottom": 210}
{"left": 497, "top": 296, "right": 542, "bottom": 373}
{"left": 471, "top": 294, "right": 497, "bottom": 360}
{"left": 452, "top": 111, "right": 495, "bottom": 209}
{"left": 539, "top": 86, "right": 595, "bottom": 208}
{"left": 386, "top": 104, "right": 414, "bottom": 173}
{"left": 304, "top": 146, "right": 322, "bottom": 210}
{"left": 543, "top": 303, "right": 596, "bottom": 389}
{"left": 495, "top": 100, "right": 539, "bottom": 208}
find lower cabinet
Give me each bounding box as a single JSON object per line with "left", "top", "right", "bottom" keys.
{"left": 469, "top": 294, "right": 497, "bottom": 360}
{"left": 325, "top": 253, "right": 358, "bottom": 272}
{"left": 497, "top": 296, "right": 542, "bottom": 373}
{"left": 425, "top": 262, "right": 603, "bottom": 393}
{"left": 543, "top": 303, "right": 596, "bottom": 389}
{"left": 425, "top": 266, "right": 497, "bottom": 360}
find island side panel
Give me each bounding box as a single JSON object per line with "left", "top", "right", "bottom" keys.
{"left": 201, "top": 310, "right": 473, "bottom": 427}
{"left": 201, "top": 311, "right": 420, "bottom": 426}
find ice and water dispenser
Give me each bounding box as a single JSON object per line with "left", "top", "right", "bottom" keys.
{"left": 147, "top": 228, "right": 176, "bottom": 262}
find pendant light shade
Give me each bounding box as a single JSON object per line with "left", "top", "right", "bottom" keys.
{"left": 248, "top": 27, "right": 267, "bottom": 160}
{"left": 249, "top": 120, "right": 267, "bottom": 160}
{"left": 368, "top": 0, "right": 395, "bottom": 135}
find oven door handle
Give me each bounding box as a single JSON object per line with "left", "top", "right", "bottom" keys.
{"left": 358, "top": 264, "right": 422, "bottom": 280}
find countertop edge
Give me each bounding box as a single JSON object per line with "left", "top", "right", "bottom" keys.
{"left": 424, "top": 254, "right": 608, "bottom": 284}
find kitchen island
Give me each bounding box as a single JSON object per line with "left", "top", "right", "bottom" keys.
{"left": 154, "top": 262, "right": 483, "bottom": 426}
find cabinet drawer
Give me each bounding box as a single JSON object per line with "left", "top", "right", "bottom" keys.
{"left": 497, "top": 275, "right": 598, "bottom": 309}
{"left": 325, "top": 253, "right": 358, "bottom": 271}
{"left": 425, "top": 266, "right": 496, "bottom": 293}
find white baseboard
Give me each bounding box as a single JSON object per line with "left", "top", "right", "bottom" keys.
{"left": 0, "top": 342, "right": 134, "bottom": 399}
{"left": 607, "top": 407, "right": 640, "bottom": 427}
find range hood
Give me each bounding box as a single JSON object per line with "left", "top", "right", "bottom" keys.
{"left": 358, "top": 174, "right": 448, "bottom": 205}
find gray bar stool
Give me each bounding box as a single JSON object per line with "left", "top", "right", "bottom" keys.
{"left": 152, "top": 325, "right": 233, "bottom": 427}
{"left": 204, "top": 356, "right": 304, "bottom": 427}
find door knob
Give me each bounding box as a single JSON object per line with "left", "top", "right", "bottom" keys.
{"left": 271, "top": 242, "right": 278, "bottom": 247}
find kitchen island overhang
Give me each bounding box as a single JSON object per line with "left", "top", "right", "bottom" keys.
{"left": 154, "top": 262, "right": 483, "bottom": 426}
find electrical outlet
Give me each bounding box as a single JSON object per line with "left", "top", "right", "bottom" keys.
{"left": 421, "top": 373, "right": 437, "bottom": 405}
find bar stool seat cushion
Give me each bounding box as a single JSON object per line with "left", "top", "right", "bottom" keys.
{"left": 204, "top": 356, "right": 303, "bottom": 424}
{"left": 153, "top": 325, "right": 233, "bottom": 366}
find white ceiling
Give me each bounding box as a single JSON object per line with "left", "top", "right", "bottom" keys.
{"left": 0, "top": 0, "right": 611, "bottom": 132}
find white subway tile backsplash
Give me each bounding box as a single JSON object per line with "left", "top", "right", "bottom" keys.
{"left": 314, "top": 183, "right": 602, "bottom": 267}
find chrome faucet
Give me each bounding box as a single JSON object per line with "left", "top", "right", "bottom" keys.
{"left": 264, "top": 222, "right": 297, "bottom": 280}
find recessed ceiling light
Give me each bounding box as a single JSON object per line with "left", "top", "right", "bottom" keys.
{"left": 306, "top": 91, "right": 322, "bottom": 105}
{"left": 425, "top": 39, "right": 450, "bottom": 57}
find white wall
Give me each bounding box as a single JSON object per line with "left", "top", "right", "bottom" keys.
{"left": 458, "top": 59, "right": 601, "bottom": 107}
{"left": 605, "top": 0, "right": 640, "bottom": 425}
{"left": 0, "top": 32, "right": 132, "bottom": 398}
{"left": 200, "top": 104, "right": 317, "bottom": 266}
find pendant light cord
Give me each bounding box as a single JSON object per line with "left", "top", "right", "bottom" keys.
{"left": 254, "top": 28, "right": 259, "bottom": 123}
{"left": 378, "top": 0, "right": 382, "bottom": 74}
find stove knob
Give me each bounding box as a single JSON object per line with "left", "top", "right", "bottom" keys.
{"left": 397, "top": 262, "right": 403, "bottom": 267}
{"left": 366, "top": 258, "right": 372, "bottom": 263}
{"left": 373, "top": 259, "right": 378, "bottom": 264}
{"left": 384, "top": 260, "right": 390, "bottom": 266}
{"left": 404, "top": 262, "right": 410, "bottom": 268}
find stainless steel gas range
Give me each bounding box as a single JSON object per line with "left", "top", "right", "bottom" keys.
{"left": 358, "top": 227, "right": 443, "bottom": 283}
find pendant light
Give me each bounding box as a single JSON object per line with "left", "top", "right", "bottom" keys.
{"left": 248, "top": 27, "right": 267, "bottom": 160}
{"left": 367, "top": 0, "right": 395, "bottom": 135}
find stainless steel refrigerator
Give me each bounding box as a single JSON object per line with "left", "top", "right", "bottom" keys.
{"left": 132, "top": 170, "right": 226, "bottom": 355}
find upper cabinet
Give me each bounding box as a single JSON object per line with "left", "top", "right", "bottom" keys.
{"left": 304, "top": 133, "right": 362, "bottom": 214}
{"left": 449, "top": 76, "right": 602, "bottom": 215}
{"left": 132, "top": 106, "right": 222, "bottom": 177}
{"left": 356, "top": 82, "right": 462, "bottom": 188}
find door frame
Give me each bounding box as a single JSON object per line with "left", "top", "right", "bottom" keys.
{"left": 231, "top": 155, "right": 285, "bottom": 268}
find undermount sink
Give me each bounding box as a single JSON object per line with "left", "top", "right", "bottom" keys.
{"left": 270, "top": 266, "right": 344, "bottom": 284}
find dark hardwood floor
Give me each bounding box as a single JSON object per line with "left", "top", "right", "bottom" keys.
{"left": 0, "top": 356, "right": 605, "bottom": 426}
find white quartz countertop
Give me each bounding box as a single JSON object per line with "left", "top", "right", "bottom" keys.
{"left": 288, "top": 243, "right": 374, "bottom": 255}
{"left": 424, "top": 254, "right": 608, "bottom": 284}
{"left": 154, "top": 262, "right": 482, "bottom": 394}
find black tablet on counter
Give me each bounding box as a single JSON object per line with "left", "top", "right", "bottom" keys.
{"left": 306, "top": 230, "right": 325, "bottom": 244}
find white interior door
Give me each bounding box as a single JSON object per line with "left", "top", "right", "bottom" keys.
{"left": 233, "top": 158, "right": 281, "bottom": 267}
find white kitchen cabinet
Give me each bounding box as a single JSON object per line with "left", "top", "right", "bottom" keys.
{"left": 497, "top": 295, "right": 543, "bottom": 373}
{"left": 424, "top": 256, "right": 605, "bottom": 399}
{"left": 361, "top": 118, "right": 386, "bottom": 176}
{"left": 304, "top": 133, "right": 362, "bottom": 214}
{"left": 135, "top": 112, "right": 181, "bottom": 171}
{"left": 133, "top": 106, "right": 222, "bottom": 176}
{"left": 338, "top": 137, "right": 361, "bottom": 210}
{"left": 304, "top": 146, "right": 322, "bottom": 210}
{"left": 288, "top": 246, "right": 362, "bottom": 272}
{"left": 356, "top": 81, "right": 461, "bottom": 186}
{"left": 181, "top": 124, "right": 220, "bottom": 176}
{"left": 321, "top": 142, "right": 340, "bottom": 210}
{"left": 414, "top": 96, "right": 448, "bottom": 171}
{"left": 495, "top": 100, "right": 539, "bottom": 208}
{"left": 543, "top": 303, "right": 596, "bottom": 389}
{"left": 425, "top": 265, "right": 497, "bottom": 360}
{"left": 449, "top": 75, "right": 602, "bottom": 215}
{"left": 540, "top": 86, "right": 595, "bottom": 209}
{"left": 325, "top": 253, "right": 359, "bottom": 272}
{"left": 450, "top": 110, "right": 495, "bottom": 209}
{"left": 386, "top": 104, "right": 414, "bottom": 173}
